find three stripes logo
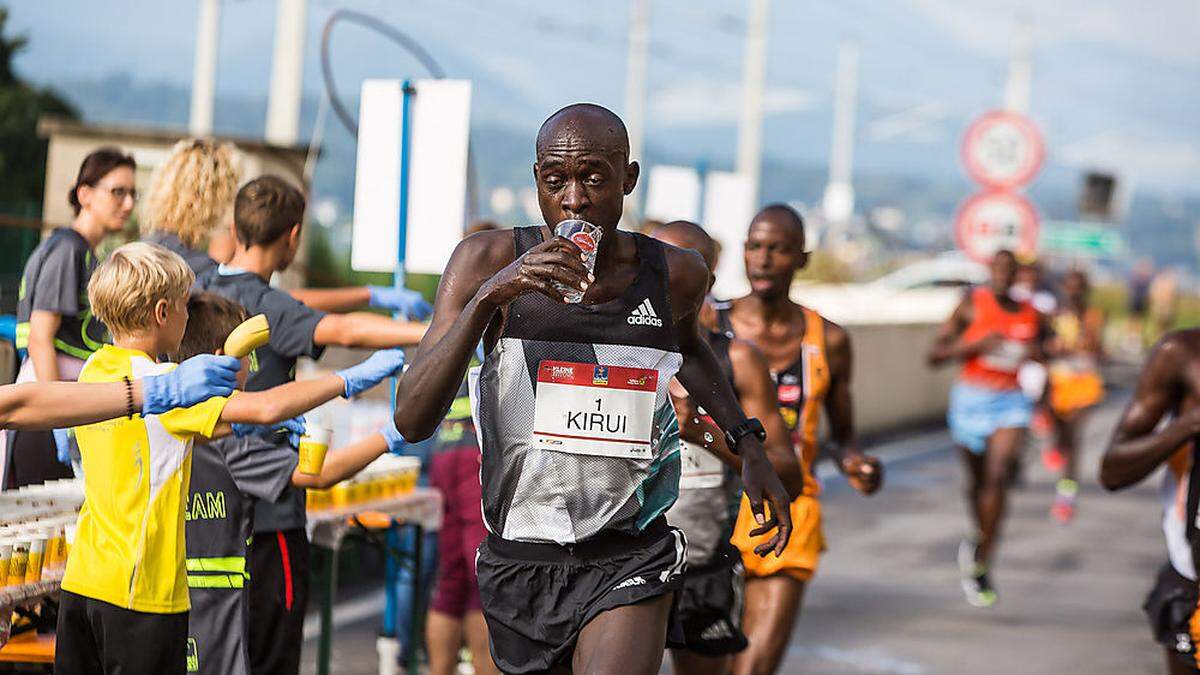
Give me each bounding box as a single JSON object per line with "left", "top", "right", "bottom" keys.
{"left": 627, "top": 298, "right": 663, "bottom": 327}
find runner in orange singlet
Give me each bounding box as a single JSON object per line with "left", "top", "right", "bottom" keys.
{"left": 715, "top": 204, "right": 882, "bottom": 675}
{"left": 928, "top": 249, "right": 1048, "bottom": 607}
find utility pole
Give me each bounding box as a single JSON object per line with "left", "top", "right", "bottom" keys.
{"left": 822, "top": 41, "right": 859, "bottom": 225}
{"left": 736, "top": 0, "right": 769, "bottom": 204}
{"left": 621, "top": 0, "right": 650, "bottom": 229}
{"left": 189, "top": 0, "right": 220, "bottom": 136}
{"left": 1004, "top": 18, "right": 1033, "bottom": 113}
{"left": 266, "top": 0, "right": 308, "bottom": 145}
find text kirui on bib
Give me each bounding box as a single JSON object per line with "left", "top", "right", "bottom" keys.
{"left": 532, "top": 360, "right": 658, "bottom": 460}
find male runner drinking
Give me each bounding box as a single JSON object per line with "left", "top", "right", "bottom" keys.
{"left": 713, "top": 205, "right": 882, "bottom": 675}
{"left": 650, "top": 220, "right": 803, "bottom": 675}
{"left": 928, "top": 249, "right": 1047, "bottom": 608}
{"left": 394, "top": 104, "right": 792, "bottom": 675}
{"left": 1101, "top": 330, "right": 1200, "bottom": 674}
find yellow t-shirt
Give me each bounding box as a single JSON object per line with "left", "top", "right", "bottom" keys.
{"left": 62, "top": 345, "right": 229, "bottom": 613}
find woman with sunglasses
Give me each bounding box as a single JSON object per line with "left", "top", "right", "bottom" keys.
{"left": 3, "top": 147, "right": 136, "bottom": 488}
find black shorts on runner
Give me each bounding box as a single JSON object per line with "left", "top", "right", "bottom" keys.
{"left": 476, "top": 517, "right": 687, "bottom": 674}
{"left": 674, "top": 543, "right": 748, "bottom": 657}
{"left": 1144, "top": 562, "right": 1200, "bottom": 671}
{"left": 55, "top": 589, "right": 189, "bottom": 675}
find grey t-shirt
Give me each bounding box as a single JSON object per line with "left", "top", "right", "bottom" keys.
{"left": 186, "top": 436, "right": 297, "bottom": 675}
{"left": 16, "top": 228, "right": 107, "bottom": 359}
{"left": 195, "top": 266, "right": 326, "bottom": 533}
{"left": 144, "top": 230, "right": 217, "bottom": 279}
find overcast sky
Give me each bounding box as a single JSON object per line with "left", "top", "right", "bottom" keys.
{"left": 9, "top": 0, "right": 1200, "bottom": 193}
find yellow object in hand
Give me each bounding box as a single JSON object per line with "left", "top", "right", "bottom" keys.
{"left": 223, "top": 314, "right": 270, "bottom": 358}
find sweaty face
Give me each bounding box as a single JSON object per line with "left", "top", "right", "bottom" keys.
{"left": 990, "top": 253, "right": 1018, "bottom": 294}
{"left": 744, "top": 217, "right": 805, "bottom": 299}
{"left": 534, "top": 140, "right": 631, "bottom": 230}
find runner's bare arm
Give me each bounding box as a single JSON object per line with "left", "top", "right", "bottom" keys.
{"left": 665, "top": 245, "right": 793, "bottom": 556}
{"left": 673, "top": 339, "right": 804, "bottom": 498}
{"left": 822, "top": 321, "right": 883, "bottom": 495}
{"left": 393, "top": 229, "right": 591, "bottom": 441}
{"left": 1101, "top": 334, "right": 1194, "bottom": 491}
{"left": 927, "top": 292, "right": 994, "bottom": 366}
{"left": 728, "top": 338, "right": 805, "bottom": 498}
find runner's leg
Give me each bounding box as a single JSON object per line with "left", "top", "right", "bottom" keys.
{"left": 573, "top": 594, "right": 674, "bottom": 675}
{"left": 464, "top": 611, "right": 500, "bottom": 675}
{"left": 957, "top": 446, "right": 985, "bottom": 535}
{"left": 976, "top": 426, "right": 1025, "bottom": 566}
{"left": 427, "top": 611, "right": 464, "bottom": 675}
{"left": 670, "top": 648, "right": 732, "bottom": 675}
{"left": 731, "top": 576, "right": 805, "bottom": 675}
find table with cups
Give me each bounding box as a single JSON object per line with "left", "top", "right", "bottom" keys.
{"left": 305, "top": 454, "right": 442, "bottom": 675}
{"left": 0, "top": 480, "right": 83, "bottom": 650}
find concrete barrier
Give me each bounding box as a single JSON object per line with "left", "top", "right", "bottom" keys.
{"left": 843, "top": 322, "right": 955, "bottom": 437}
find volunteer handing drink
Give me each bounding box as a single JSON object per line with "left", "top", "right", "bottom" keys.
{"left": 553, "top": 219, "right": 601, "bottom": 303}
{"left": 299, "top": 424, "right": 332, "bottom": 475}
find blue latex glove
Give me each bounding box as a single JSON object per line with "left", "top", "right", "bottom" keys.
{"left": 368, "top": 286, "right": 432, "bottom": 320}
{"left": 337, "top": 348, "right": 406, "bottom": 398}
{"left": 232, "top": 416, "right": 306, "bottom": 449}
{"left": 380, "top": 418, "right": 407, "bottom": 455}
{"left": 53, "top": 428, "right": 73, "bottom": 465}
{"left": 143, "top": 354, "right": 240, "bottom": 415}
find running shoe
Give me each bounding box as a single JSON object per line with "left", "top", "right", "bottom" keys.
{"left": 1041, "top": 446, "right": 1066, "bottom": 473}
{"left": 1051, "top": 478, "right": 1078, "bottom": 524}
{"left": 958, "top": 538, "right": 997, "bottom": 608}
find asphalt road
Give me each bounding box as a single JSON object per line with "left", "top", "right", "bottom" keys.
{"left": 302, "top": 389, "right": 1170, "bottom": 675}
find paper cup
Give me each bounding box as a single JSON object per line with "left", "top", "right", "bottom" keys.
{"left": 8, "top": 540, "right": 28, "bottom": 584}
{"left": 0, "top": 540, "right": 11, "bottom": 586}
{"left": 298, "top": 425, "right": 332, "bottom": 476}
{"left": 25, "top": 535, "right": 46, "bottom": 583}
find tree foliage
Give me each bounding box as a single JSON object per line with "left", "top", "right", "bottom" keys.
{"left": 0, "top": 6, "right": 78, "bottom": 212}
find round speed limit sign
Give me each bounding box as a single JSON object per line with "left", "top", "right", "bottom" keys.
{"left": 954, "top": 190, "right": 1040, "bottom": 263}
{"left": 961, "top": 110, "right": 1044, "bottom": 189}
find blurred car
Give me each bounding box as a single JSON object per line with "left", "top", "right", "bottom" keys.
{"left": 792, "top": 252, "right": 986, "bottom": 324}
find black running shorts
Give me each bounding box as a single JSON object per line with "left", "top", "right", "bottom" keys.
{"left": 55, "top": 589, "right": 189, "bottom": 675}
{"left": 476, "top": 517, "right": 687, "bottom": 674}
{"left": 674, "top": 543, "right": 748, "bottom": 657}
{"left": 1144, "top": 562, "right": 1200, "bottom": 671}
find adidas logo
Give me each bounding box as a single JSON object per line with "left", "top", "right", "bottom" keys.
{"left": 700, "top": 620, "right": 734, "bottom": 641}
{"left": 627, "top": 298, "right": 663, "bottom": 327}
{"left": 612, "top": 576, "right": 646, "bottom": 591}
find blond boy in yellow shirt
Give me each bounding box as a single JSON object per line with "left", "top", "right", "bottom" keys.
{"left": 54, "top": 242, "right": 405, "bottom": 674}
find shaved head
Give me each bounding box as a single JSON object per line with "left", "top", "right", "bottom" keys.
{"left": 652, "top": 220, "right": 718, "bottom": 272}
{"left": 752, "top": 203, "right": 806, "bottom": 252}
{"left": 536, "top": 103, "right": 630, "bottom": 160}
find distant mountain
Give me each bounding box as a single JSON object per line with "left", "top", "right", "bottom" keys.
{"left": 49, "top": 72, "right": 1200, "bottom": 270}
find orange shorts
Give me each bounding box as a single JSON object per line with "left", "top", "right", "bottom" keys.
{"left": 730, "top": 493, "right": 824, "bottom": 581}
{"left": 1049, "top": 370, "right": 1104, "bottom": 416}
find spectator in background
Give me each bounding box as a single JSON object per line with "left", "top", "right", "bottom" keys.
{"left": 142, "top": 138, "right": 241, "bottom": 277}
{"left": 3, "top": 148, "right": 135, "bottom": 488}
{"left": 1147, "top": 267, "right": 1179, "bottom": 346}
{"left": 1126, "top": 258, "right": 1154, "bottom": 351}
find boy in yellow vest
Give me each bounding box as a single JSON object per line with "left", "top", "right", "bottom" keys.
{"left": 54, "top": 242, "right": 405, "bottom": 674}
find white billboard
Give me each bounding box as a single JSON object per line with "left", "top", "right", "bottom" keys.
{"left": 703, "top": 171, "right": 755, "bottom": 299}
{"left": 352, "top": 79, "right": 472, "bottom": 274}
{"left": 644, "top": 165, "right": 701, "bottom": 224}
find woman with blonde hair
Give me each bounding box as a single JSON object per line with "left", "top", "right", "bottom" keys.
{"left": 144, "top": 138, "right": 431, "bottom": 318}
{"left": 142, "top": 138, "right": 241, "bottom": 276}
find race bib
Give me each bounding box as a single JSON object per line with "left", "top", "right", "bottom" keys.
{"left": 532, "top": 360, "right": 658, "bottom": 459}
{"left": 679, "top": 440, "right": 724, "bottom": 489}
{"left": 980, "top": 339, "right": 1028, "bottom": 373}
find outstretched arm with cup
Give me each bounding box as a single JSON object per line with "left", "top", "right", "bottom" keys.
{"left": 290, "top": 419, "right": 407, "bottom": 490}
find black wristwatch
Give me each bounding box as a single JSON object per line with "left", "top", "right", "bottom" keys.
{"left": 724, "top": 418, "right": 766, "bottom": 454}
